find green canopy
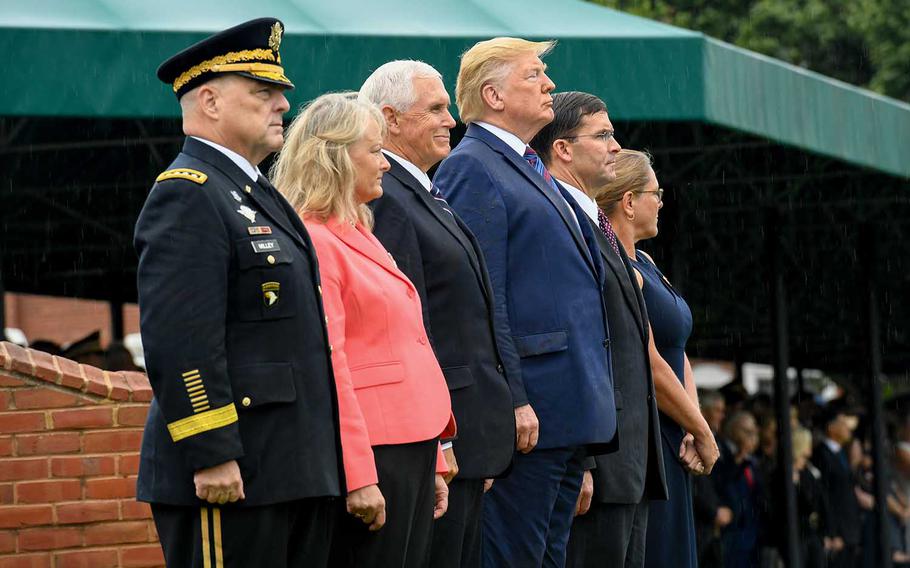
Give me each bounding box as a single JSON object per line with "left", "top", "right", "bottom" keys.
{"left": 2, "top": 0, "right": 908, "bottom": 177}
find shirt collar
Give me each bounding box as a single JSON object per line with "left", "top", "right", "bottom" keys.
{"left": 383, "top": 150, "right": 432, "bottom": 191}
{"left": 823, "top": 437, "right": 842, "bottom": 454}
{"left": 475, "top": 122, "right": 527, "bottom": 156}
{"left": 555, "top": 178, "right": 598, "bottom": 223}
{"left": 192, "top": 136, "right": 261, "bottom": 182}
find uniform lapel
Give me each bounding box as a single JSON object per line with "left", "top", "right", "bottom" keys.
{"left": 182, "top": 138, "right": 308, "bottom": 250}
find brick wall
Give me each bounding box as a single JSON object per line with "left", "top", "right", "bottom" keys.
{"left": 0, "top": 341, "right": 163, "bottom": 568}
{"left": 4, "top": 293, "right": 140, "bottom": 348}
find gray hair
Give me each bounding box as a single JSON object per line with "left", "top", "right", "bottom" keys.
{"left": 359, "top": 60, "right": 442, "bottom": 112}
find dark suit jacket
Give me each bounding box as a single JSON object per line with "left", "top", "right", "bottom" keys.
{"left": 370, "top": 158, "right": 515, "bottom": 479}
{"left": 134, "top": 137, "right": 342, "bottom": 506}
{"left": 577, "top": 209, "right": 667, "bottom": 503}
{"left": 812, "top": 441, "right": 861, "bottom": 545}
{"left": 434, "top": 123, "right": 616, "bottom": 451}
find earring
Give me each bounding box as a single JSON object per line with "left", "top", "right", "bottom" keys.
{"left": 627, "top": 212, "right": 635, "bottom": 221}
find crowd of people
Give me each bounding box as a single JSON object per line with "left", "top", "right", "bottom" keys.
{"left": 122, "top": 15, "right": 896, "bottom": 568}
{"left": 693, "top": 386, "right": 910, "bottom": 568}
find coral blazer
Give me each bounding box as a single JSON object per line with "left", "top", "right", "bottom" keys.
{"left": 305, "top": 215, "right": 455, "bottom": 492}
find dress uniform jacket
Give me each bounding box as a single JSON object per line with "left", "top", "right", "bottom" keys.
{"left": 134, "top": 137, "right": 344, "bottom": 506}
{"left": 304, "top": 216, "right": 456, "bottom": 492}
{"left": 370, "top": 158, "right": 515, "bottom": 480}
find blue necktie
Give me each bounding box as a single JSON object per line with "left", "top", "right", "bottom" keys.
{"left": 523, "top": 146, "right": 559, "bottom": 192}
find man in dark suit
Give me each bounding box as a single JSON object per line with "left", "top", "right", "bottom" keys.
{"left": 813, "top": 404, "right": 861, "bottom": 568}
{"left": 359, "top": 59, "right": 517, "bottom": 568}
{"left": 135, "top": 19, "right": 345, "bottom": 567}
{"left": 434, "top": 39, "right": 617, "bottom": 567}
{"left": 529, "top": 91, "right": 667, "bottom": 568}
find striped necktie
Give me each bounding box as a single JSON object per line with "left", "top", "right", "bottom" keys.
{"left": 429, "top": 184, "right": 454, "bottom": 217}
{"left": 597, "top": 208, "right": 622, "bottom": 256}
{"left": 523, "top": 146, "right": 559, "bottom": 191}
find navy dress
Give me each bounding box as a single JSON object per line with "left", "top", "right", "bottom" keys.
{"left": 631, "top": 251, "right": 698, "bottom": 568}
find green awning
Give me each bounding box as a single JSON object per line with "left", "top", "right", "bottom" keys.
{"left": 2, "top": 0, "right": 908, "bottom": 177}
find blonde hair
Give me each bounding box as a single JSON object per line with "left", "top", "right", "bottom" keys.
{"left": 593, "top": 149, "right": 654, "bottom": 214}
{"left": 271, "top": 92, "right": 385, "bottom": 228}
{"left": 792, "top": 426, "right": 812, "bottom": 461}
{"left": 455, "top": 37, "right": 555, "bottom": 124}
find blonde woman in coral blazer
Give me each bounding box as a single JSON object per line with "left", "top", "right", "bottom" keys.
{"left": 272, "top": 92, "right": 455, "bottom": 568}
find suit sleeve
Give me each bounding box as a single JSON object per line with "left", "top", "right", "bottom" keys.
{"left": 370, "top": 193, "right": 437, "bottom": 351}
{"left": 134, "top": 179, "right": 243, "bottom": 471}
{"left": 434, "top": 154, "right": 528, "bottom": 407}
{"left": 312, "top": 235, "right": 379, "bottom": 493}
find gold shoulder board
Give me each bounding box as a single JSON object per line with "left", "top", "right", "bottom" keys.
{"left": 156, "top": 168, "right": 208, "bottom": 185}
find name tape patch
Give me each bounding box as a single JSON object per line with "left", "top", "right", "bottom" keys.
{"left": 251, "top": 239, "right": 280, "bottom": 254}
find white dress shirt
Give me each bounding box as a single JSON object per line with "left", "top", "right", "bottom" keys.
{"left": 823, "top": 437, "right": 842, "bottom": 455}
{"left": 556, "top": 179, "right": 597, "bottom": 225}
{"left": 192, "top": 136, "right": 261, "bottom": 182}
{"left": 383, "top": 150, "right": 432, "bottom": 192}
{"left": 475, "top": 122, "right": 526, "bottom": 156}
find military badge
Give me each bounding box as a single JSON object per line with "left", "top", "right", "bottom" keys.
{"left": 237, "top": 205, "right": 257, "bottom": 223}
{"left": 248, "top": 226, "right": 273, "bottom": 235}
{"left": 269, "top": 22, "right": 283, "bottom": 52}
{"left": 262, "top": 281, "right": 280, "bottom": 306}
{"left": 231, "top": 190, "right": 243, "bottom": 202}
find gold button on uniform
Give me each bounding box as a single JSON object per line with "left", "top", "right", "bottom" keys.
{"left": 244, "top": 185, "right": 252, "bottom": 194}
{"left": 267, "top": 255, "right": 276, "bottom": 265}
{"left": 241, "top": 396, "right": 251, "bottom": 407}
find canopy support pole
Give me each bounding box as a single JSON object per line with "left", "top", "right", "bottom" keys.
{"left": 766, "top": 207, "right": 799, "bottom": 567}
{"left": 862, "top": 223, "right": 891, "bottom": 568}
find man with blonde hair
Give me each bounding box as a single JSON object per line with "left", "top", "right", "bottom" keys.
{"left": 361, "top": 60, "right": 517, "bottom": 568}
{"left": 434, "top": 38, "right": 618, "bottom": 567}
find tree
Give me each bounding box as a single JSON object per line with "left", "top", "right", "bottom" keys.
{"left": 590, "top": 0, "right": 910, "bottom": 102}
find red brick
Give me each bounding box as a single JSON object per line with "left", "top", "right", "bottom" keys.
{"left": 28, "top": 350, "right": 61, "bottom": 385}
{"left": 0, "top": 375, "right": 26, "bottom": 388}
{"left": 107, "top": 372, "right": 132, "bottom": 401}
{"left": 117, "top": 405, "right": 149, "bottom": 427}
{"left": 4, "top": 344, "right": 34, "bottom": 376}
{"left": 51, "top": 407, "right": 113, "bottom": 430}
{"left": 56, "top": 501, "right": 120, "bottom": 524}
{"left": 0, "top": 553, "right": 52, "bottom": 568}
{"left": 0, "top": 531, "right": 15, "bottom": 554}
{"left": 53, "top": 357, "right": 86, "bottom": 392}
{"left": 16, "top": 433, "right": 80, "bottom": 456}
{"left": 82, "top": 365, "right": 109, "bottom": 398}
{"left": 0, "top": 342, "right": 9, "bottom": 370}
{"left": 18, "top": 526, "right": 82, "bottom": 551}
{"left": 0, "top": 484, "right": 12, "bottom": 504}
{"left": 0, "top": 505, "right": 53, "bottom": 529}
{"left": 0, "top": 437, "right": 11, "bottom": 457}
{"left": 121, "top": 544, "right": 165, "bottom": 567}
{"left": 119, "top": 454, "right": 141, "bottom": 475}
{"left": 13, "top": 389, "right": 85, "bottom": 410}
{"left": 50, "top": 456, "right": 116, "bottom": 478}
{"left": 122, "top": 372, "right": 152, "bottom": 403}
{"left": 83, "top": 430, "right": 143, "bottom": 453}
{"left": 84, "top": 521, "right": 148, "bottom": 546}
{"left": 0, "top": 412, "right": 46, "bottom": 434}
{"left": 0, "top": 458, "right": 48, "bottom": 481}
{"left": 0, "top": 393, "right": 9, "bottom": 411}
{"left": 85, "top": 477, "right": 136, "bottom": 500}
{"left": 121, "top": 500, "right": 152, "bottom": 520}
{"left": 54, "top": 549, "right": 119, "bottom": 568}
{"left": 16, "top": 480, "right": 81, "bottom": 503}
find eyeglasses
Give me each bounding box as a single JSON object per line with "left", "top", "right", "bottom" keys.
{"left": 564, "top": 130, "right": 616, "bottom": 143}
{"left": 633, "top": 188, "right": 664, "bottom": 203}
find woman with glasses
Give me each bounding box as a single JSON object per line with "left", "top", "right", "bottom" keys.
{"left": 593, "top": 149, "right": 719, "bottom": 568}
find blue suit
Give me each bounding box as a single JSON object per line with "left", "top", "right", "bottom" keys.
{"left": 434, "top": 123, "right": 617, "bottom": 566}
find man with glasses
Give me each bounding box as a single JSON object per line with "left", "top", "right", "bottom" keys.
{"left": 531, "top": 91, "right": 668, "bottom": 568}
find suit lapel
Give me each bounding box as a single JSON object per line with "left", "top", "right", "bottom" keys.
{"left": 587, "top": 216, "right": 644, "bottom": 329}
{"left": 465, "top": 125, "right": 597, "bottom": 277}
{"left": 326, "top": 218, "right": 413, "bottom": 287}
{"left": 182, "top": 138, "right": 309, "bottom": 250}
{"left": 386, "top": 160, "right": 489, "bottom": 296}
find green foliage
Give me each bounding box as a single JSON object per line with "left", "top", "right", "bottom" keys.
{"left": 590, "top": 0, "right": 910, "bottom": 102}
